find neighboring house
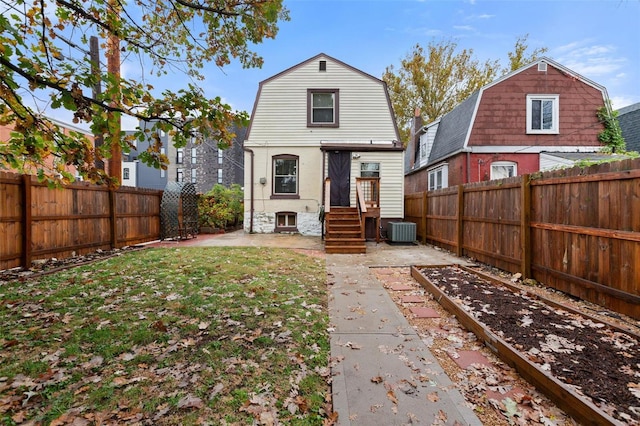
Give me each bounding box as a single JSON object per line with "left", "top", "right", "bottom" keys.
{"left": 618, "top": 102, "right": 640, "bottom": 153}
{"left": 243, "top": 53, "right": 404, "bottom": 240}
{"left": 123, "top": 121, "right": 245, "bottom": 192}
{"left": 405, "top": 57, "right": 609, "bottom": 193}
{"left": 0, "top": 116, "right": 97, "bottom": 180}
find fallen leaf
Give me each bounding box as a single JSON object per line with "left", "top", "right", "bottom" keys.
{"left": 177, "top": 394, "right": 204, "bottom": 410}
{"left": 371, "top": 376, "right": 383, "bottom": 384}
{"left": 427, "top": 392, "right": 439, "bottom": 402}
{"left": 387, "top": 390, "right": 398, "bottom": 405}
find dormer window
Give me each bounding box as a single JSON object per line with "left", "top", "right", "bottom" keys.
{"left": 319, "top": 60, "right": 326, "bottom": 71}
{"left": 308, "top": 89, "right": 339, "bottom": 128}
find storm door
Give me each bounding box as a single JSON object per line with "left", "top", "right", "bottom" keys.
{"left": 328, "top": 151, "right": 351, "bottom": 207}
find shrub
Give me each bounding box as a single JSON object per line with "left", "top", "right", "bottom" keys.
{"left": 198, "top": 184, "right": 244, "bottom": 230}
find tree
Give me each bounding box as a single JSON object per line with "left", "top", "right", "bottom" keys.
{"left": 384, "top": 35, "right": 548, "bottom": 145}
{"left": 383, "top": 40, "right": 500, "bottom": 145}
{"left": 0, "top": 0, "right": 289, "bottom": 185}
{"left": 505, "top": 34, "right": 548, "bottom": 73}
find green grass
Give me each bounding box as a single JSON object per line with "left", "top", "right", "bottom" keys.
{"left": 0, "top": 247, "right": 330, "bottom": 425}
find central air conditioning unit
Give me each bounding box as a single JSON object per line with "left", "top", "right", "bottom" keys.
{"left": 387, "top": 222, "right": 416, "bottom": 243}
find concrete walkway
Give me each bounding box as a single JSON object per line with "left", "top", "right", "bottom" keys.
{"left": 327, "top": 244, "right": 480, "bottom": 425}
{"left": 150, "top": 232, "right": 481, "bottom": 425}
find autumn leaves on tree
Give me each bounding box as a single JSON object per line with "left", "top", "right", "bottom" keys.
{"left": 382, "top": 35, "right": 548, "bottom": 145}
{"left": 0, "top": 0, "right": 289, "bottom": 184}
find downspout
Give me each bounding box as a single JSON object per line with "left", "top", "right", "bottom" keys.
{"left": 243, "top": 147, "right": 255, "bottom": 233}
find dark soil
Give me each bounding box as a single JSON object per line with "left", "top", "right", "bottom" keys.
{"left": 418, "top": 266, "right": 640, "bottom": 424}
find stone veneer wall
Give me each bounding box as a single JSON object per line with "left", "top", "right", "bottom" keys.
{"left": 244, "top": 212, "right": 322, "bottom": 236}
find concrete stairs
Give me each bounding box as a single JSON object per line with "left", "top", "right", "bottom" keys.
{"left": 324, "top": 207, "right": 366, "bottom": 254}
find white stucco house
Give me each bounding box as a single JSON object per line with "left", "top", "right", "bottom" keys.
{"left": 243, "top": 53, "right": 404, "bottom": 247}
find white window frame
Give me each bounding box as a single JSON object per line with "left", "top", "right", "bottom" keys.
{"left": 427, "top": 164, "right": 448, "bottom": 191}
{"left": 176, "top": 148, "right": 184, "bottom": 164}
{"left": 191, "top": 168, "right": 197, "bottom": 183}
{"left": 218, "top": 149, "right": 223, "bottom": 164}
{"left": 123, "top": 168, "right": 130, "bottom": 180}
{"left": 420, "top": 138, "right": 427, "bottom": 159}
{"left": 191, "top": 148, "right": 197, "bottom": 164}
{"left": 526, "top": 94, "right": 559, "bottom": 134}
{"left": 217, "top": 169, "right": 223, "bottom": 184}
{"left": 360, "top": 162, "right": 380, "bottom": 178}
{"left": 177, "top": 168, "right": 184, "bottom": 182}
{"left": 490, "top": 161, "right": 517, "bottom": 180}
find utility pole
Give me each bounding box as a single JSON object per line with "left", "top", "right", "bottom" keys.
{"left": 89, "top": 36, "right": 104, "bottom": 172}
{"left": 106, "top": 0, "right": 122, "bottom": 184}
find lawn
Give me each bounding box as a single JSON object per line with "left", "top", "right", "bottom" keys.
{"left": 0, "top": 247, "right": 331, "bottom": 425}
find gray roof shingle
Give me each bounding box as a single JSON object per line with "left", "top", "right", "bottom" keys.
{"left": 617, "top": 102, "right": 640, "bottom": 153}
{"left": 428, "top": 91, "right": 479, "bottom": 164}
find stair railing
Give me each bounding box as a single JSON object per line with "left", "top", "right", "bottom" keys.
{"left": 323, "top": 178, "right": 331, "bottom": 214}
{"left": 355, "top": 179, "right": 367, "bottom": 239}
{"left": 355, "top": 177, "right": 380, "bottom": 208}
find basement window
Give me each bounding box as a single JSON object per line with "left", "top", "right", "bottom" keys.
{"left": 275, "top": 212, "right": 297, "bottom": 232}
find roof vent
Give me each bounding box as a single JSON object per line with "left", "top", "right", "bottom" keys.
{"left": 538, "top": 62, "right": 547, "bottom": 72}
{"left": 319, "top": 60, "right": 326, "bottom": 71}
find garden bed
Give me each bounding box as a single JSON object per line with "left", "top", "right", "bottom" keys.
{"left": 411, "top": 265, "right": 639, "bottom": 425}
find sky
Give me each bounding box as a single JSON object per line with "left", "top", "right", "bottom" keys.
{"left": 51, "top": 0, "right": 640, "bottom": 131}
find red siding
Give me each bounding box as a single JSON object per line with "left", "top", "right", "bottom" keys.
{"left": 470, "top": 153, "right": 538, "bottom": 182}
{"left": 469, "top": 65, "right": 605, "bottom": 147}
{"left": 447, "top": 154, "right": 468, "bottom": 186}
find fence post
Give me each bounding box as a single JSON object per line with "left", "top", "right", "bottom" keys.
{"left": 456, "top": 185, "right": 464, "bottom": 257}
{"left": 422, "top": 191, "right": 428, "bottom": 244}
{"left": 521, "top": 174, "right": 532, "bottom": 278}
{"left": 109, "top": 188, "right": 118, "bottom": 249}
{"left": 20, "top": 174, "right": 32, "bottom": 268}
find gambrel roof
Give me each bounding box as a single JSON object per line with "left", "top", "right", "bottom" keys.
{"left": 246, "top": 53, "right": 401, "bottom": 142}
{"left": 418, "top": 57, "right": 609, "bottom": 169}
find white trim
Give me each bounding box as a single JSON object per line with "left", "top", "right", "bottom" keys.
{"left": 469, "top": 145, "right": 603, "bottom": 154}
{"left": 490, "top": 161, "right": 517, "bottom": 180}
{"left": 479, "top": 57, "right": 607, "bottom": 96}
{"left": 427, "top": 163, "right": 448, "bottom": 190}
{"left": 526, "top": 94, "right": 560, "bottom": 134}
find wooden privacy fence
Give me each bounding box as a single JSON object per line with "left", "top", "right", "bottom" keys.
{"left": 0, "top": 172, "right": 162, "bottom": 271}
{"left": 405, "top": 158, "right": 640, "bottom": 320}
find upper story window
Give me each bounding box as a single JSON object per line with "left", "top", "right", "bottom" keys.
{"left": 526, "top": 94, "right": 559, "bottom": 134}
{"left": 308, "top": 89, "right": 339, "bottom": 128}
{"left": 177, "top": 148, "right": 184, "bottom": 164}
{"left": 191, "top": 168, "right": 197, "bottom": 183}
{"left": 176, "top": 168, "right": 184, "bottom": 182}
{"left": 218, "top": 149, "right": 223, "bottom": 164}
{"left": 360, "top": 162, "right": 380, "bottom": 178}
{"left": 191, "top": 148, "right": 197, "bottom": 164}
{"left": 123, "top": 168, "right": 130, "bottom": 180}
{"left": 272, "top": 155, "right": 299, "bottom": 198}
{"left": 490, "top": 161, "right": 517, "bottom": 180}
